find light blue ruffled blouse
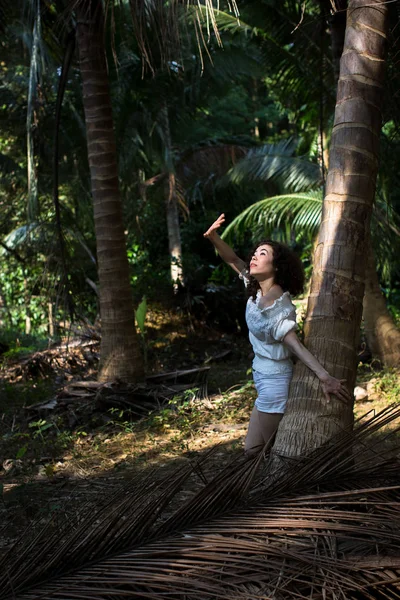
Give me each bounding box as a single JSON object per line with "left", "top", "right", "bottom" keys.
{"left": 240, "top": 271, "right": 297, "bottom": 375}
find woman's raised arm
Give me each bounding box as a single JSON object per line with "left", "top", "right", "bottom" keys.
{"left": 204, "top": 214, "right": 246, "bottom": 274}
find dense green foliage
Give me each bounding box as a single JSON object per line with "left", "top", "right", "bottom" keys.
{"left": 1, "top": 0, "right": 400, "bottom": 346}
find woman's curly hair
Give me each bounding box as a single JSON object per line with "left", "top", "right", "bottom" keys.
{"left": 246, "top": 240, "right": 305, "bottom": 301}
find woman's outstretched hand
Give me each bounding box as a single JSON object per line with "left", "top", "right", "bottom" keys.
{"left": 320, "top": 376, "right": 352, "bottom": 405}
{"left": 204, "top": 213, "right": 225, "bottom": 239}
{"left": 202, "top": 213, "right": 245, "bottom": 272}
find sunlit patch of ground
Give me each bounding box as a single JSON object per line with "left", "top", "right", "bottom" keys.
{"left": 354, "top": 368, "right": 400, "bottom": 418}
{"left": 39, "top": 383, "right": 256, "bottom": 480}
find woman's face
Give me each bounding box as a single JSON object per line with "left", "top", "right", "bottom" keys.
{"left": 249, "top": 244, "right": 275, "bottom": 279}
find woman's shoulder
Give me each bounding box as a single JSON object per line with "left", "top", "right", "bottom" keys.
{"left": 258, "top": 285, "right": 285, "bottom": 309}
{"left": 258, "top": 289, "right": 295, "bottom": 317}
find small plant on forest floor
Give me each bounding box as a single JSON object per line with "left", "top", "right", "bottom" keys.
{"left": 107, "top": 408, "right": 137, "bottom": 434}
{"left": 28, "top": 419, "right": 55, "bottom": 441}
{"left": 372, "top": 369, "right": 400, "bottom": 402}
{"left": 146, "top": 388, "right": 203, "bottom": 434}
{"left": 143, "top": 380, "right": 256, "bottom": 441}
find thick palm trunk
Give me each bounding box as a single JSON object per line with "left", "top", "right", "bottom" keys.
{"left": 363, "top": 240, "right": 400, "bottom": 367}
{"left": 273, "top": 0, "right": 389, "bottom": 457}
{"left": 76, "top": 1, "right": 143, "bottom": 382}
{"left": 327, "top": 0, "right": 400, "bottom": 368}
{"left": 160, "top": 105, "right": 184, "bottom": 291}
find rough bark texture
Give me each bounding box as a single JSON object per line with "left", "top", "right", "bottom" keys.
{"left": 363, "top": 241, "right": 400, "bottom": 367}
{"left": 273, "top": 0, "right": 389, "bottom": 457}
{"left": 76, "top": 1, "right": 144, "bottom": 382}
{"left": 327, "top": 0, "right": 400, "bottom": 368}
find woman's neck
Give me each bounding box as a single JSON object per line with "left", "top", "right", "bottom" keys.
{"left": 259, "top": 277, "right": 276, "bottom": 296}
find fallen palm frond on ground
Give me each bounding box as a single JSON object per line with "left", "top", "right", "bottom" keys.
{"left": 1, "top": 406, "right": 400, "bottom": 600}
{"left": 24, "top": 366, "right": 211, "bottom": 422}
{"left": 1, "top": 339, "right": 100, "bottom": 383}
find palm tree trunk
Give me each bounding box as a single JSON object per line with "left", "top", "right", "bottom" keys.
{"left": 160, "top": 104, "right": 184, "bottom": 292}
{"left": 273, "top": 0, "right": 389, "bottom": 457}
{"left": 76, "top": 1, "right": 143, "bottom": 382}
{"left": 327, "top": 0, "right": 400, "bottom": 369}
{"left": 363, "top": 239, "right": 400, "bottom": 367}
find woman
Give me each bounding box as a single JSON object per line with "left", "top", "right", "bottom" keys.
{"left": 204, "top": 213, "right": 351, "bottom": 456}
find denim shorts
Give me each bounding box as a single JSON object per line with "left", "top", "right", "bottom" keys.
{"left": 253, "top": 369, "right": 292, "bottom": 414}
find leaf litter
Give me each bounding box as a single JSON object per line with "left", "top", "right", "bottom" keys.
{"left": 0, "top": 308, "right": 400, "bottom": 598}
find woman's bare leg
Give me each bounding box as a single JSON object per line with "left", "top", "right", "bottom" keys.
{"left": 244, "top": 407, "right": 265, "bottom": 456}
{"left": 244, "top": 408, "right": 283, "bottom": 457}
{"left": 258, "top": 411, "right": 283, "bottom": 444}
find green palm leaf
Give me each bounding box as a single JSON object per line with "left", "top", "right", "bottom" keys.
{"left": 224, "top": 139, "right": 322, "bottom": 192}
{"left": 222, "top": 191, "right": 323, "bottom": 243}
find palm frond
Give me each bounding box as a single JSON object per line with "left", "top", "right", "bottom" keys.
{"left": 223, "top": 139, "right": 322, "bottom": 192}
{"left": 196, "top": 7, "right": 256, "bottom": 37}
{"left": 1, "top": 407, "right": 400, "bottom": 599}
{"left": 222, "top": 191, "right": 323, "bottom": 244}
{"left": 127, "top": 0, "right": 239, "bottom": 74}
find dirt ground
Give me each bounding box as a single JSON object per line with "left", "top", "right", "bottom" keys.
{"left": 1, "top": 306, "right": 399, "bottom": 556}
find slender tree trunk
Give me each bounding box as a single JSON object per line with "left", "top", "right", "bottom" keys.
{"left": 26, "top": 0, "right": 40, "bottom": 220}
{"left": 160, "top": 104, "right": 184, "bottom": 292}
{"left": 363, "top": 239, "right": 400, "bottom": 367}
{"left": 48, "top": 302, "right": 54, "bottom": 338}
{"left": 165, "top": 174, "right": 183, "bottom": 292}
{"left": 76, "top": 1, "right": 143, "bottom": 382}
{"left": 24, "top": 276, "right": 31, "bottom": 335}
{"left": 273, "top": 0, "right": 389, "bottom": 457}
{"left": 252, "top": 79, "right": 260, "bottom": 139}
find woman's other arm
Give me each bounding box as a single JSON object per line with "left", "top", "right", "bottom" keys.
{"left": 283, "top": 331, "right": 352, "bottom": 404}
{"left": 204, "top": 213, "right": 246, "bottom": 274}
